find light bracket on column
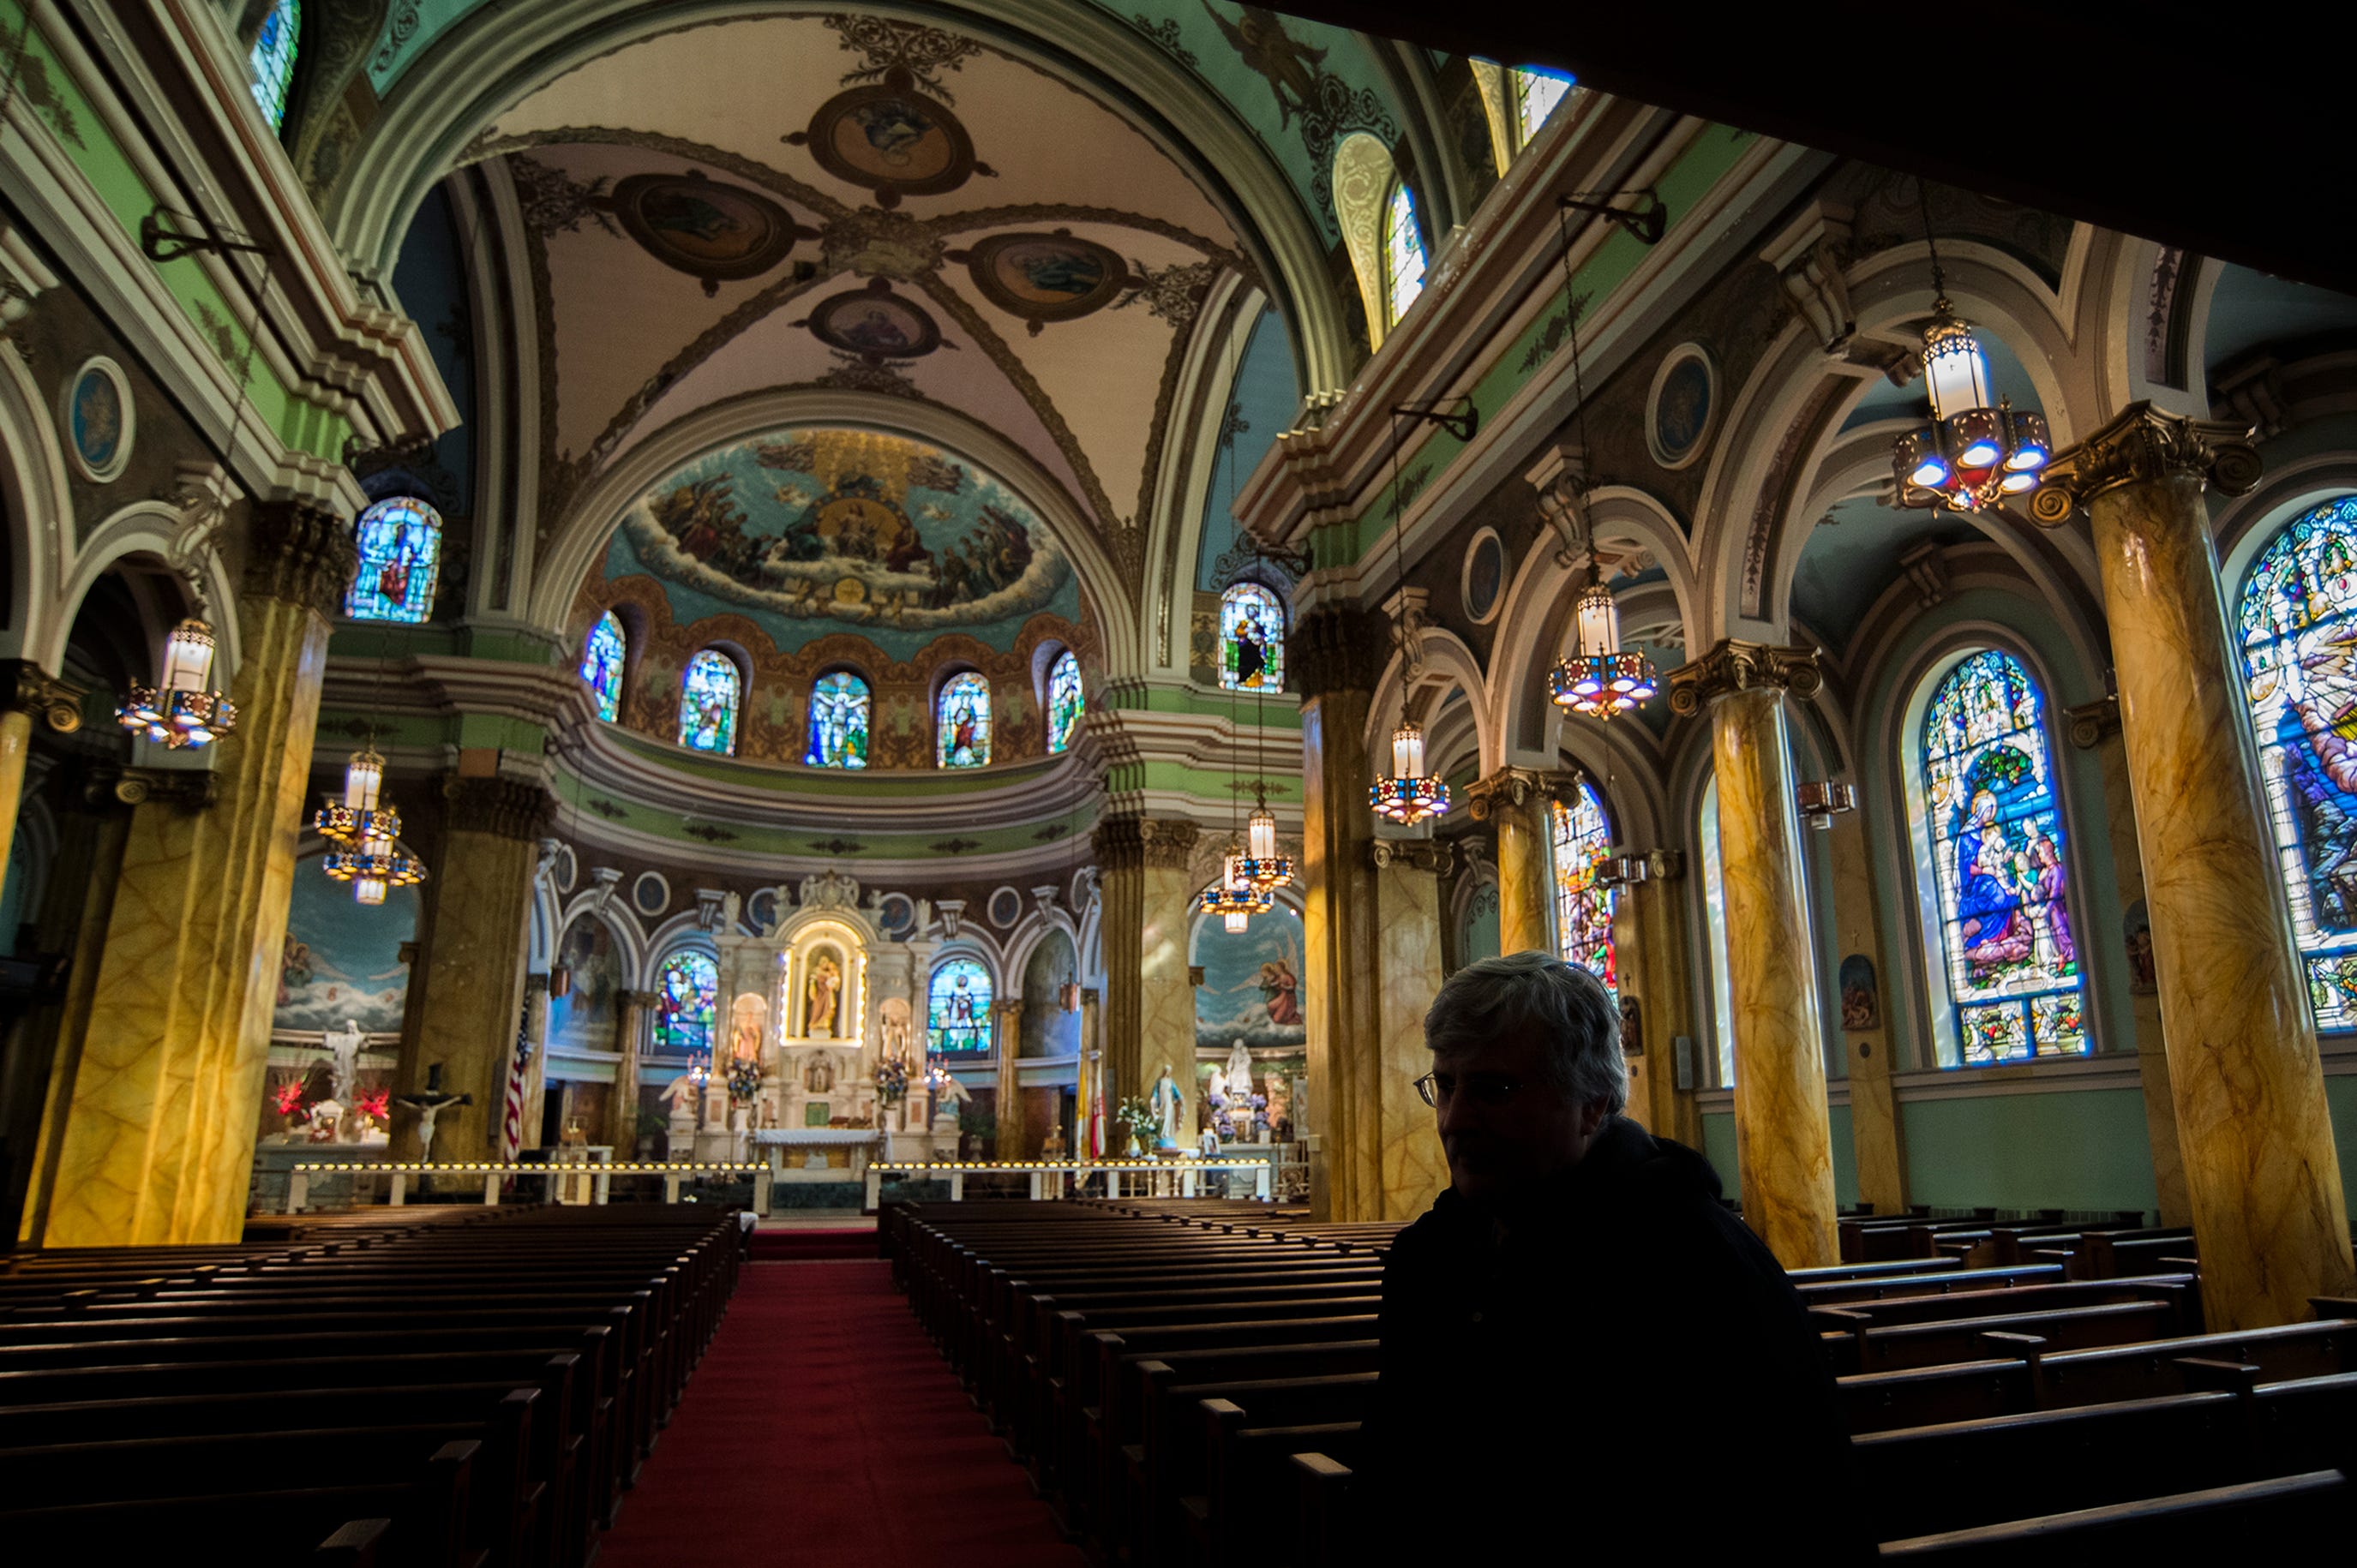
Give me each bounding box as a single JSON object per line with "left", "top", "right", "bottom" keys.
{"left": 1796, "top": 779, "right": 1856, "bottom": 829}
{"left": 1592, "top": 848, "right": 1652, "bottom": 889}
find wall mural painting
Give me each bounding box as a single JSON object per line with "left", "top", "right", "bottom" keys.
{"left": 274, "top": 860, "right": 417, "bottom": 1038}
{"left": 1193, "top": 906, "right": 1305, "bottom": 1055}
{"left": 614, "top": 426, "right": 1073, "bottom": 660}
{"left": 1550, "top": 783, "right": 1617, "bottom": 996}
{"left": 807, "top": 670, "right": 872, "bottom": 767}
{"left": 2240, "top": 494, "right": 2357, "bottom": 1027}
{"left": 956, "top": 230, "right": 1134, "bottom": 333}
{"left": 929, "top": 957, "right": 993, "bottom": 1052}
{"left": 1839, "top": 954, "right": 1880, "bottom": 1032}
{"left": 801, "top": 278, "right": 945, "bottom": 362}
{"left": 938, "top": 671, "right": 992, "bottom": 767}
{"left": 1922, "top": 649, "right": 2086, "bottom": 1063}
{"left": 609, "top": 170, "right": 807, "bottom": 296}
{"left": 548, "top": 916, "right": 621, "bottom": 1050}
{"left": 654, "top": 951, "right": 718, "bottom": 1056}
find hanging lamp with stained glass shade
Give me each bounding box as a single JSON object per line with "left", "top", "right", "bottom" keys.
{"left": 1550, "top": 569, "right": 1657, "bottom": 720}
{"left": 1370, "top": 716, "right": 1449, "bottom": 824}
{"left": 117, "top": 617, "right": 238, "bottom": 749}
{"left": 1238, "top": 789, "right": 1292, "bottom": 890}
{"left": 313, "top": 747, "right": 401, "bottom": 847}
{"left": 1199, "top": 853, "right": 1274, "bottom": 934}
{"left": 1890, "top": 299, "right": 2050, "bottom": 512}
{"left": 323, "top": 826, "right": 426, "bottom": 907}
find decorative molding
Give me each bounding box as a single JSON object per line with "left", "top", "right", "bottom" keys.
{"left": 443, "top": 774, "right": 557, "bottom": 841}
{"left": 1897, "top": 539, "right": 1950, "bottom": 607}
{"left": 1370, "top": 838, "right": 1448, "bottom": 872}
{"left": 1464, "top": 764, "right": 1556, "bottom": 822}
{"left": 1666, "top": 639, "right": 1823, "bottom": 715}
{"left": 243, "top": 500, "right": 359, "bottom": 619}
{"left": 1758, "top": 200, "right": 1856, "bottom": 355}
{"left": 1141, "top": 817, "right": 1201, "bottom": 871}
{"left": 2211, "top": 356, "right": 2290, "bottom": 444}
{"left": 2066, "top": 692, "right": 2121, "bottom": 751}
{"left": 0, "top": 661, "right": 83, "bottom": 733}
{"left": 111, "top": 767, "right": 217, "bottom": 809}
{"left": 2028, "top": 402, "right": 2263, "bottom": 527}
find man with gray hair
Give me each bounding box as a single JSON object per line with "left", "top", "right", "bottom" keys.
{"left": 1358, "top": 951, "right": 1860, "bottom": 1557}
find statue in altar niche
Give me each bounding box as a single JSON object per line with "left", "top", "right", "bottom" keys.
{"left": 1152, "top": 1062, "right": 1185, "bottom": 1149}
{"left": 880, "top": 996, "right": 913, "bottom": 1058}
{"left": 805, "top": 949, "right": 843, "bottom": 1038}
{"left": 1225, "top": 1038, "right": 1253, "bottom": 1098}
{"left": 805, "top": 1053, "right": 837, "bottom": 1094}
{"left": 322, "top": 1018, "right": 366, "bottom": 1104}
{"left": 729, "top": 993, "right": 767, "bottom": 1062}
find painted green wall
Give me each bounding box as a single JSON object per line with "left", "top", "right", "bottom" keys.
{"left": 1899, "top": 1089, "right": 2159, "bottom": 1217}
{"left": 2330, "top": 1075, "right": 2357, "bottom": 1210}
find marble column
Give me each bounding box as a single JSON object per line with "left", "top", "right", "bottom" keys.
{"left": 399, "top": 775, "right": 553, "bottom": 1164}
{"left": 1617, "top": 851, "right": 1704, "bottom": 1152}
{"left": 994, "top": 999, "right": 1027, "bottom": 1158}
{"left": 1823, "top": 809, "right": 1906, "bottom": 1214}
{"left": 2038, "top": 404, "right": 2355, "bottom": 1327}
{"left": 1296, "top": 607, "right": 1383, "bottom": 1221}
{"left": 1670, "top": 642, "right": 1838, "bottom": 1269}
{"left": 0, "top": 662, "right": 81, "bottom": 910}
{"left": 1092, "top": 817, "right": 1198, "bottom": 1122}
{"left": 1078, "top": 987, "right": 1101, "bottom": 1156}
{"left": 41, "top": 502, "right": 352, "bottom": 1247}
{"left": 609, "top": 988, "right": 654, "bottom": 1155}
{"left": 1371, "top": 840, "right": 1448, "bottom": 1219}
{"left": 1466, "top": 766, "right": 1556, "bottom": 957}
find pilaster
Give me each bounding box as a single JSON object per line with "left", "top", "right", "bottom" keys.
{"left": 0, "top": 661, "right": 82, "bottom": 912}
{"left": 1370, "top": 839, "right": 1448, "bottom": 1218}
{"left": 610, "top": 989, "right": 655, "bottom": 1153}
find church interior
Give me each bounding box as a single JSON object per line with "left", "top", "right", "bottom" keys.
{"left": 2, "top": 0, "right": 2354, "bottom": 1558}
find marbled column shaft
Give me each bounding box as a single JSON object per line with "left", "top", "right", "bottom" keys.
{"left": 1092, "top": 817, "right": 1196, "bottom": 1120}
{"left": 1373, "top": 845, "right": 1448, "bottom": 1219}
{"left": 994, "top": 1000, "right": 1027, "bottom": 1158}
{"left": 1078, "top": 988, "right": 1101, "bottom": 1154}
{"left": 1823, "top": 810, "right": 1906, "bottom": 1213}
{"left": 2090, "top": 471, "right": 2355, "bottom": 1326}
{"left": 399, "top": 776, "right": 551, "bottom": 1163}
{"left": 1300, "top": 684, "right": 1380, "bottom": 1220}
{"left": 519, "top": 973, "right": 551, "bottom": 1153}
{"left": 44, "top": 586, "right": 334, "bottom": 1246}
{"left": 609, "top": 989, "right": 653, "bottom": 1153}
{"left": 1475, "top": 771, "right": 1554, "bottom": 959}
{"left": 1710, "top": 686, "right": 1839, "bottom": 1268}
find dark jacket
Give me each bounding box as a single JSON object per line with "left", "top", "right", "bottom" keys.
{"left": 1358, "top": 1117, "right": 1865, "bottom": 1557}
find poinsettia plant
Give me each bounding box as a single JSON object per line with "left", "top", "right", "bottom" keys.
{"left": 272, "top": 1081, "right": 309, "bottom": 1119}
{"left": 355, "top": 1087, "right": 391, "bottom": 1127}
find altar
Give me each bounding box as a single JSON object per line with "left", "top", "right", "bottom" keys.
{"left": 752, "top": 1127, "right": 883, "bottom": 1177}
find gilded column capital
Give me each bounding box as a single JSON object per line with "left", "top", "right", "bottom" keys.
{"left": 1091, "top": 814, "right": 1147, "bottom": 871}
{"left": 1291, "top": 606, "right": 1388, "bottom": 697}
{"left": 2027, "top": 401, "right": 2262, "bottom": 526}
{"left": 2066, "top": 692, "right": 2121, "bottom": 750}
{"left": 1464, "top": 764, "right": 1555, "bottom": 822}
{"left": 244, "top": 500, "right": 360, "bottom": 619}
{"left": 0, "top": 660, "right": 83, "bottom": 733}
{"left": 442, "top": 774, "right": 556, "bottom": 841}
{"left": 1141, "top": 817, "right": 1200, "bottom": 871}
{"left": 110, "top": 766, "right": 218, "bottom": 809}
{"left": 1666, "top": 639, "right": 1822, "bottom": 715}
{"left": 1370, "top": 838, "right": 1450, "bottom": 873}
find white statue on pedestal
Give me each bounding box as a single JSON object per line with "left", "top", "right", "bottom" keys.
{"left": 1226, "top": 1038, "right": 1253, "bottom": 1098}
{"left": 1151, "top": 1062, "right": 1184, "bottom": 1149}
{"left": 323, "top": 1018, "right": 366, "bottom": 1104}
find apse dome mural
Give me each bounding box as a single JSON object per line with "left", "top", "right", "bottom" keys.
{"left": 609, "top": 426, "right": 1077, "bottom": 658}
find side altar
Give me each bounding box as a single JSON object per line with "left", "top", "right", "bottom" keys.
{"left": 686, "top": 870, "right": 951, "bottom": 1164}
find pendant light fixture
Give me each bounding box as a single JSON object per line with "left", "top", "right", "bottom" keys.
{"left": 315, "top": 635, "right": 429, "bottom": 904}
{"left": 1202, "top": 613, "right": 1275, "bottom": 932}
{"left": 1238, "top": 643, "right": 1292, "bottom": 889}
{"left": 1368, "top": 402, "right": 1465, "bottom": 826}
{"left": 1542, "top": 201, "right": 1655, "bottom": 722}
{"left": 1890, "top": 203, "right": 2050, "bottom": 513}
{"left": 117, "top": 617, "right": 239, "bottom": 749}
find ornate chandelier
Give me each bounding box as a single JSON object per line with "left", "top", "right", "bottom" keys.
{"left": 1370, "top": 716, "right": 1449, "bottom": 824}
{"left": 1891, "top": 300, "right": 2049, "bottom": 512}
{"left": 1238, "top": 791, "right": 1292, "bottom": 890}
{"left": 117, "top": 617, "right": 237, "bottom": 749}
{"left": 323, "top": 826, "right": 427, "bottom": 907}
{"left": 314, "top": 747, "right": 401, "bottom": 847}
{"left": 1199, "top": 853, "right": 1274, "bottom": 934}
{"left": 1550, "top": 569, "right": 1657, "bottom": 720}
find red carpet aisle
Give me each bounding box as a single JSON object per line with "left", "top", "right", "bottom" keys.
{"left": 598, "top": 1260, "right": 1086, "bottom": 1567}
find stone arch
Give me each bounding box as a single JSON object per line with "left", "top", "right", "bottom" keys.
{"left": 0, "top": 345, "right": 74, "bottom": 665}
{"left": 51, "top": 502, "right": 244, "bottom": 683}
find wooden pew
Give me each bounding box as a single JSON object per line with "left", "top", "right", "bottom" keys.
{"left": 1876, "top": 1469, "right": 2348, "bottom": 1561}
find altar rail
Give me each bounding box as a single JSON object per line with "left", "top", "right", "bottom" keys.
{"left": 862, "top": 1158, "right": 1275, "bottom": 1207}
{"left": 284, "top": 1161, "right": 770, "bottom": 1214}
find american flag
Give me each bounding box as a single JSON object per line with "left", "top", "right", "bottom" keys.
{"left": 499, "top": 999, "right": 534, "bottom": 1162}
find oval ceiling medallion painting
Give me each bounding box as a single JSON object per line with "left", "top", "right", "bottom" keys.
{"left": 609, "top": 171, "right": 804, "bottom": 296}
{"left": 787, "top": 68, "right": 993, "bottom": 207}
{"left": 960, "top": 230, "right": 1132, "bottom": 333}
{"left": 1646, "top": 343, "right": 1717, "bottom": 470}
{"left": 61, "top": 356, "right": 133, "bottom": 482}
{"left": 804, "top": 279, "right": 943, "bottom": 361}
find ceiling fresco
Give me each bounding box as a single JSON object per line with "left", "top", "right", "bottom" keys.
{"left": 597, "top": 424, "right": 1081, "bottom": 661}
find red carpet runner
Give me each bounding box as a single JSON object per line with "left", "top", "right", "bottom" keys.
{"left": 599, "top": 1259, "right": 1086, "bottom": 1567}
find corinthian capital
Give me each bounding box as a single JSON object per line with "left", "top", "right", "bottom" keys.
{"left": 1464, "top": 765, "right": 1553, "bottom": 822}
{"left": 1666, "top": 640, "right": 1821, "bottom": 715}
{"left": 2027, "top": 401, "right": 2263, "bottom": 527}
{"left": 245, "top": 500, "right": 361, "bottom": 619}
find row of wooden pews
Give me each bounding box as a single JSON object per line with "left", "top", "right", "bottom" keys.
{"left": 0, "top": 1204, "right": 743, "bottom": 1565}
{"left": 884, "top": 1198, "right": 2357, "bottom": 1563}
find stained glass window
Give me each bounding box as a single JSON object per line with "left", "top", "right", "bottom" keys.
{"left": 2240, "top": 494, "right": 2357, "bottom": 1027}
{"left": 1047, "top": 650, "right": 1084, "bottom": 754}
{"left": 345, "top": 497, "right": 441, "bottom": 623}
{"left": 807, "top": 671, "right": 871, "bottom": 769}
{"left": 1550, "top": 781, "right": 1617, "bottom": 996}
{"left": 1219, "top": 584, "right": 1286, "bottom": 692}
{"left": 1383, "top": 182, "right": 1426, "bottom": 323}
{"left": 1920, "top": 649, "right": 2086, "bottom": 1064}
{"left": 579, "top": 611, "right": 626, "bottom": 722}
{"left": 928, "top": 958, "right": 993, "bottom": 1053}
{"left": 1512, "top": 68, "right": 1574, "bottom": 143}
{"left": 1698, "top": 779, "right": 1736, "bottom": 1086}
{"left": 938, "top": 672, "right": 991, "bottom": 768}
{"left": 249, "top": 0, "right": 300, "bottom": 132}
{"left": 679, "top": 650, "right": 741, "bottom": 755}
{"left": 653, "top": 950, "right": 718, "bottom": 1056}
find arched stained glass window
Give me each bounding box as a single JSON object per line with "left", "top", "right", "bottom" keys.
{"left": 1512, "top": 68, "right": 1574, "bottom": 143}
{"left": 249, "top": 0, "right": 300, "bottom": 132}
{"left": 807, "top": 671, "right": 871, "bottom": 769}
{"left": 345, "top": 497, "right": 441, "bottom": 623}
{"left": 579, "top": 611, "right": 626, "bottom": 722}
{"left": 1218, "top": 584, "right": 1286, "bottom": 692}
{"left": 1698, "top": 778, "right": 1736, "bottom": 1086}
{"left": 1383, "top": 182, "right": 1427, "bottom": 323}
{"left": 1046, "top": 650, "right": 1084, "bottom": 754}
{"left": 678, "top": 650, "right": 741, "bottom": 755}
{"left": 1550, "top": 781, "right": 1616, "bottom": 995}
{"left": 653, "top": 950, "right": 718, "bottom": 1056}
{"left": 2240, "top": 494, "right": 2357, "bottom": 1026}
{"left": 1918, "top": 649, "right": 2085, "bottom": 1063}
{"left": 928, "top": 958, "right": 993, "bottom": 1053}
{"left": 938, "top": 672, "right": 991, "bottom": 768}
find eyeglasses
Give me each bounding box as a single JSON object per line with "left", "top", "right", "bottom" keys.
{"left": 1412, "top": 1071, "right": 1526, "bottom": 1109}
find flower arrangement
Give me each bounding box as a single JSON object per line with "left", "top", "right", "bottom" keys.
{"left": 272, "top": 1080, "right": 309, "bottom": 1121}
{"left": 873, "top": 1056, "right": 909, "bottom": 1106}
{"left": 354, "top": 1087, "right": 391, "bottom": 1128}
{"left": 1114, "top": 1095, "right": 1158, "bottom": 1147}
{"left": 725, "top": 1057, "right": 763, "bottom": 1106}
